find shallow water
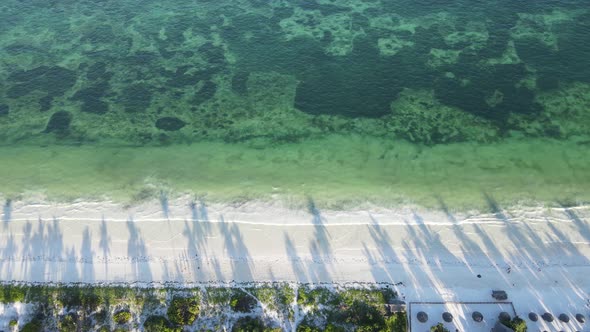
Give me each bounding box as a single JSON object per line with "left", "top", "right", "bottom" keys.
{"left": 0, "top": 0, "right": 589, "bottom": 208}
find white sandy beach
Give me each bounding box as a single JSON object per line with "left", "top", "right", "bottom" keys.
{"left": 1, "top": 196, "right": 590, "bottom": 331}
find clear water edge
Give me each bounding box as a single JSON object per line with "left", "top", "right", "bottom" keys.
{"left": 1, "top": 135, "right": 588, "bottom": 210}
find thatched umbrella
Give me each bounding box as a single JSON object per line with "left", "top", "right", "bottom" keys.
{"left": 472, "top": 311, "right": 483, "bottom": 322}
{"left": 576, "top": 313, "right": 586, "bottom": 323}
{"left": 417, "top": 311, "right": 428, "bottom": 323}
{"left": 542, "top": 312, "right": 554, "bottom": 322}
{"left": 528, "top": 312, "right": 538, "bottom": 321}
{"left": 492, "top": 290, "right": 508, "bottom": 300}
{"left": 442, "top": 312, "right": 453, "bottom": 323}
{"left": 498, "top": 312, "right": 511, "bottom": 322}
{"left": 558, "top": 314, "right": 570, "bottom": 323}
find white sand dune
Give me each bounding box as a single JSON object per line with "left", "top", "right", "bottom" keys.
{"left": 1, "top": 196, "right": 590, "bottom": 331}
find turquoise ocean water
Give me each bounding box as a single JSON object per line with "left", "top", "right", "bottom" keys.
{"left": 0, "top": 0, "right": 589, "bottom": 208}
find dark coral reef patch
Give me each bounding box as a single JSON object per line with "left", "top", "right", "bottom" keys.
{"left": 7, "top": 66, "right": 77, "bottom": 98}
{"left": 44, "top": 111, "right": 72, "bottom": 135}
{"left": 156, "top": 117, "right": 186, "bottom": 131}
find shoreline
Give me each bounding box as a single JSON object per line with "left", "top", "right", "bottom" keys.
{"left": 3, "top": 194, "right": 590, "bottom": 225}
{"left": 1, "top": 135, "right": 589, "bottom": 210}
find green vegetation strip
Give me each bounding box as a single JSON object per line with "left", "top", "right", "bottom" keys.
{"left": 0, "top": 283, "right": 407, "bottom": 332}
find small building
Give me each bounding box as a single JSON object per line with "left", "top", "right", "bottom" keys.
{"left": 492, "top": 320, "right": 515, "bottom": 332}
{"left": 492, "top": 290, "right": 508, "bottom": 301}
{"left": 384, "top": 301, "right": 406, "bottom": 316}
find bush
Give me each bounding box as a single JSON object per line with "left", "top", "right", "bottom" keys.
{"left": 58, "top": 288, "right": 91, "bottom": 309}
{"left": 296, "top": 322, "right": 324, "bottom": 332}
{"left": 250, "top": 286, "right": 294, "bottom": 312}
{"left": 230, "top": 291, "right": 257, "bottom": 313}
{"left": 102, "top": 286, "right": 136, "bottom": 302}
{"left": 381, "top": 288, "right": 398, "bottom": 303}
{"left": 26, "top": 286, "right": 50, "bottom": 303}
{"left": 231, "top": 317, "right": 278, "bottom": 332}
{"left": 297, "top": 287, "right": 334, "bottom": 307}
{"left": 81, "top": 292, "right": 103, "bottom": 312}
{"left": 386, "top": 312, "right": 407, "bottom": 332}
{"left": 343, "top": 300, "right": 385, "bottom": 329}
{"left": 113, "top": 310, "right": 131, "bottom": 324}
{"left": 0, "top": 285, "right": 26, "bottom": 303}
{"left": 58, "top": 287, "right": 103, "bottom": 311}
{"left": 21, "top": 319, "right": 42, "bottom": 332}
{"left": 58, "top": 314, "right": 77, "bottom": 332}
{"left": 143, "top": 315, "right": 180, "bottom": 332}
{"left": 337, "top": 288, "right": 389, "bottom": 308}
{"left": 324, "top": 288, "right": 398, "bottom": 331}
{"left": 280, "top": 285, "right": 295, "bottom": 306}
{"left": 57, "top": 287, "right": 81, "bottom": 308}
{"left": 92, "top": 309, "right": 107, "bottom": 326}
{"left": 167, "top": 296, "right": 199, "bottom": 326}
{"left": 430, "top": 323, "right": 450, "bottom": 332}
{"left": 9, "top": 319, "right": 18, "bottom": 327}
{"left": 502, "top": 316, "right": 527, "bottom": 332}
{"left": 26, "top": 286, "right": 56, "bottom": 305}
{"left": 324, "top": 324, "right": 346, "bottom": 332}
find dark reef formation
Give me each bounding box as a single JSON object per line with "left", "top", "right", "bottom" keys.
{"left": 44, "top": 111, "right": 72, "bottom": 135}
{"left": 434, "top": 63, "right": 541, "bottom": 123}
{"left": 120, "top": 84, "right": 152, "bottom": 113}
{"left": 0, "top": 104, "right": 9, "bottom": 116}
{"left": 294, "top": 38, "right": 406, "bottom": 118}
{"left": 72, "top": 81, "right": 110, "bottom": 115}
{"left": 39, "top": 95, "right": 53, "bottom": 112}
{"left": 7, "top": 66, "right": 76, "bottom": 99}
{"left": 155, "top": 117, "right": 186, "bottom": 131}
